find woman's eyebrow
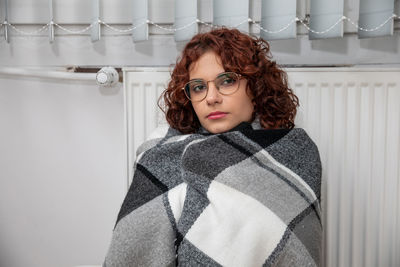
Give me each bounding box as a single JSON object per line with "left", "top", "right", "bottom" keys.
{"left": 188, "top": 77, "right": 205, "bottom": 82}
{"left": 189, "top": 72, "right": 228, "bottom": 81}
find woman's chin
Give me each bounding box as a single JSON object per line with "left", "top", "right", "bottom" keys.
{"left": 203, "top": 125, "right": 227, "bottom": 134}
{"left": 202, "top": 122, "right": 236, "bottom": 134}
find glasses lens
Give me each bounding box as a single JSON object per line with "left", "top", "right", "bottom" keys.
{"left": 183, "top": 72, "right": 240, "bottom": 101}
{"left": 185, "top": 80, "right": 207, "bottom": 101}
{"left": 215, "top": 72, "right": 240, "bottom": 95}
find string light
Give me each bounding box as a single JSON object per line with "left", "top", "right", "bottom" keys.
{"left": 1, "top": 14, "right": 399, "bottom": 38}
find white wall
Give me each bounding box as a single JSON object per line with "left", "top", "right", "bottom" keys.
{"left": 0, "top": 73, "right": 126, "bottom": 267}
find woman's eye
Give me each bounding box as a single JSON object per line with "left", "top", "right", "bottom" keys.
{"left": 192, "top": 84, "right": 206, "bottom": 92}
{"left": 221, "top": 78, "right": 235, "bottom": 85}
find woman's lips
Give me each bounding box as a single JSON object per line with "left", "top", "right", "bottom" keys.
{"left": 207, "top": 112, "right": 227, "bottom": 120}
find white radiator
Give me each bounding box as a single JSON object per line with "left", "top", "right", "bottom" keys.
{"left": 123, "top": 67, "right": 400, "bottom": 267}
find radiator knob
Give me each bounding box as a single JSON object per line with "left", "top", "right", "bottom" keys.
{"left": 96, "top": 67, "right": 119, "bottom": 87}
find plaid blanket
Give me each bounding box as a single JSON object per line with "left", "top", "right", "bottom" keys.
{"left": 103, "top": 122, "right": 322, "bottom": 267}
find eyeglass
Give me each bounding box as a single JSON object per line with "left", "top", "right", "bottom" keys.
{"left": 182, "top": 72, "right": 242, "bottom": 102}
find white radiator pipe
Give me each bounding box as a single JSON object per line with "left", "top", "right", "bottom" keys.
{"left": 0, "top": 67, "right": 96, "bottom": 81}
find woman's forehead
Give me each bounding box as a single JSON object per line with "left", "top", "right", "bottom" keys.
{"left": 188, "top": 51, "right": 225, "bottom": 79}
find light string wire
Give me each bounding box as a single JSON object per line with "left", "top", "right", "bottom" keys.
{"left": 0, "top": 14, "right": 399, "bottom": 36}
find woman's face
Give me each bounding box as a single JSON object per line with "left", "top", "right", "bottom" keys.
{"left": 189, "top": 51, "right": 254, "bottom": 134}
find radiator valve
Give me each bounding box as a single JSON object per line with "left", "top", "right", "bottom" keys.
{"left": 96, "top": 67, "right": 119, "bottom": 87}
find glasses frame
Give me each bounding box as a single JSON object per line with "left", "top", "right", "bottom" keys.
{"left": 182, "top": 72, "right": 242, "bottom": 102}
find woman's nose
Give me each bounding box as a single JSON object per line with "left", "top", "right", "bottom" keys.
{"left": 205, "top": 82, "right": 222, "bottom": 104}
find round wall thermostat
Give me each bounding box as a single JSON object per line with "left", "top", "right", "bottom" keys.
{"left": 96, "top": 67, "right": 119, "bottom": 87}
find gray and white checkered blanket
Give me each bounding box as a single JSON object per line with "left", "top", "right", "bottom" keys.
{"left": 104, "top": 122, "right": 322, "bottom": 267}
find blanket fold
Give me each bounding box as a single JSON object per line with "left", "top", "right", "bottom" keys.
{"left": 104, "top": 124, "right": 322, "bottom": 267}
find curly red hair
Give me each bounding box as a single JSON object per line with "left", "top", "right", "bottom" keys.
{"left": 160, "top": 27, "right": 299, "bottom": 134}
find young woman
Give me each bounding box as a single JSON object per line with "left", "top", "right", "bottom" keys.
{"left": 104, "top": 28, "right": 322, "bottom": 267}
